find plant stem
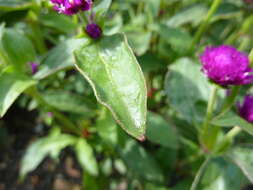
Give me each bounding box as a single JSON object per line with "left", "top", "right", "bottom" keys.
{"left": 189, "top": 0, "right": 222, "bottom": 52}
{"left": 214, "top": 86, "right": 240, "bottom": 120}
{"left": 225, "top": 126, "right": 242, "bottom": 140}
{"left": 202, "top": 85, "right": 219, "bottom": 135}
{"left": 190, "top": 156, "right": 212, "bottom": 190}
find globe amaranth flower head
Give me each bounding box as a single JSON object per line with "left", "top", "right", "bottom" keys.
{"left": 200, "top": 45, "right": 253, "bottom": 86}
{"left": 50, "top": 0, "right": 92, "bottom": 15}
{"left": 238, "top": 95, "right": 253, "bottom": 123}
{"left": 86, "top": 23, "right": 102, "bottom": 39}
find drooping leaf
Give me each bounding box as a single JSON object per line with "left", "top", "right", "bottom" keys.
{"left": 212, "top": 111, "right": 253, "bottom": 136}
{"left": 75, "top": 138, "right": 98, "bottom": 176}
{"left": 0, "top": 72, "right": 36, "bottom": 117}
{"left": 42, "top": 90, "right": 96, "bottom": 116}
{"left": 74, "top": 33, "right": 147, "bottom": 140}
{"left": 34, "top": 38, "right": 89, "bottom": 79}
{"left": 146, "top": 112, "right": 179, "bottom": 149}
{"left": 119, "top": 140, "right": 164, "bottom": 183}
{"left": 20, "top": 129, "right": 76, "bottom": 178}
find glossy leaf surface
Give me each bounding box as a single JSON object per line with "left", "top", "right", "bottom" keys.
{"left": 74, "top": 33, "right": 147, "bottom": 140}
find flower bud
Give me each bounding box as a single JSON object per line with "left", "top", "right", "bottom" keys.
{"left": 85, "top": 23, "right": 102, "bottom": 39}
{"left": 238, "top": 95, "right": 253, "bottom": 123}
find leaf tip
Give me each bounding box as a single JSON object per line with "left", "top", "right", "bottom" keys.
{"left": 138, "top": 135, "right": 146, "bottom": 142}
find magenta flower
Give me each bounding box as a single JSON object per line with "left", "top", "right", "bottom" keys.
{"left": 238, "top": 95, "right": 253, "bottom": 123}
{"left": 28, "top": 62, "right": 39, "bottom": 74}
{"left": 85, "top": 23, "right": 102, "bottom": 39}
{"left": 50, "top": 0, "right": 92, "bottom": 15}
{"left": 200, "top": 45, "right": 253, "bottom": 86}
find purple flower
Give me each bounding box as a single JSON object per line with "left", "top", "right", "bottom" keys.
{"left": 85, "top": 23, "right": 102, "bottom": 39}
{"left": 238, "top": 95, "right": 253, "bottom": 123}
{"left": 200, "top": 45, "right": 253, "bottom": 86}
{"left": 50, "top": 0, "right": 92, "bottom": 15}
{"left": 28, "top": 62, "right": 39, "bottom": 74}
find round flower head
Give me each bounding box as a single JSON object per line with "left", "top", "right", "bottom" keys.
{"left": 238, "top": 95, "right": 253, "bottom": 123}
{"left": 200, "top": 45, "right": 253, "bottom": 86}
{"left": 85, "top": 23, "right": 102, "bottom": 39}
{"left": 50, "top": 0, "right": 92, "bottom": 15}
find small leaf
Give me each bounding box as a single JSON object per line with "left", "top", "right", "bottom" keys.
{"left": 0, "top": 72, "right": 36, "bottom": 117}
{"left": 212, "top": 112, "right": 253, "bottom": 136}
{"left": 34, "top": 38, "right": 89, "bottom": 79}
{"left": 74, "top": 33, "right": 147, "bottom": 140}
{"left": 227, "top": 146, "right": 253, "bottom": 183}
{"left": 75, "top": 138, "right": 98, "bottom": 176}
{"left": 20, "top": 131, "right": 76, "bottom": 178}
{"left": 146, "top": 112, "right": 179, "bottom": 149}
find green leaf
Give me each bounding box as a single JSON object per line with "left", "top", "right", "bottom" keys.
{"left": 227, "top": 146, "right": 253, "bottom": 183}
{"left": 119, "top": 140, "right": 164, "bottom": 183}
{"left": 166, "top": 4, "right": 208, "bottom": 27}
{"left": 200, "top": 158, "right": 247, "bottom": 190}
{"left": 74, "top": 33, "right": 147, "bottom": 140}
{"left": 75, "top": 138, "right": 98, "bottom": 176}
{"left": 1, "top": 28, "right": 36, "bottom": 68}
{"left": 34, "top": 38, "right": 90, "bottom": 79}
{"left": 146, "top": 112, "right": 179, "bottom": 149}
{"left": 42, "top": 90, "right": 95, "bottom": 116}
{"left": 157, "top": 24, "right": 192, "bottom": 53}
{"left": 0, "top": 72, "right": 36, "bottom": 117}
{"left": 212, "top": 112, "right": 253, "bottom": 136}
{"left": 164, "top": 58, "right": 211, "bottom": 122}
{"left": 20, "top": 130, "right": 76, "bottom": 178}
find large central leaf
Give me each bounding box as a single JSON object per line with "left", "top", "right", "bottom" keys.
{"left": 74, "top": 33, "right": 147, "bottom": 140}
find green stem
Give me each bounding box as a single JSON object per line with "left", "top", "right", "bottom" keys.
{"left": 214, "top": 86, "right": 240, "bottom": 119}
{"left": 202, "top": 86, "right": 219, "bottom": 134}
{"left": 225, "top": 126, "right": 242, "bottom": 140}
{"left": 190, "top": 156, "right": 212, "bottom": 190}
{"left": 26, "top": 87, "right": 81, "bottom": 135}
{"left": 189, "top": 0, "right": 222, "bottom": 52}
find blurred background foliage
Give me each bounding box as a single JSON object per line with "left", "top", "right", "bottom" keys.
{"left": 0, "top": 0, "right": 253, "bottom": 189}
